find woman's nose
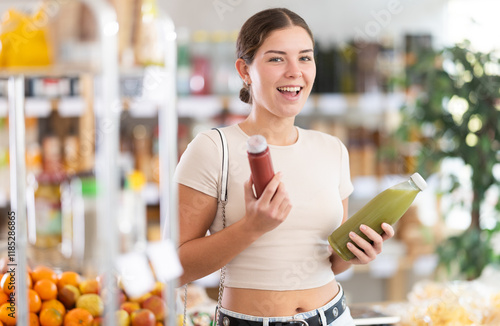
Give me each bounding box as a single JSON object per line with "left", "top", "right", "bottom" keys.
{"left": 286, "top": 61, "right": 302, "bottom": 78}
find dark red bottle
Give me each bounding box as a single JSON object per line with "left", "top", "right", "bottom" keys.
{"left": 247, "top": 135, "right": 275, "bottom": 198}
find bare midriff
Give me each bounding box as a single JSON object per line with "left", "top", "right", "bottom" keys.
{"left": 221, "top": 280, "right": 339, "bottom": 316}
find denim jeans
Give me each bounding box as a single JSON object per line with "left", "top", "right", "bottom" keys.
{"left": 218, "top": 284, "right": 356, "bottom": 326}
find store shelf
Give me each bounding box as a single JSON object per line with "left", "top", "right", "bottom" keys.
{"left": 3, "top": 1, "right": 121, "bottom": 324}
{"left": 176, "top": 92, "right": 406, "bottom": 118}
{"left": 0, "top": 92, "right": 407, "bottom": 119}
{"left": 0, "top": 63, "right": 99, "bottom": 78}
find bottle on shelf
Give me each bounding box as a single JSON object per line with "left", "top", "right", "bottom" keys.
{"left": 312, "top": 41, "right": 337, "bottom": 93}
{"left": 119, "top": 170, "right": 147, "bottom": 253}
{"left": 30, "top": 133, "right": 67, "bottom": 268}
{"left": 79, "top": 176, "right": 100, "bottom": 277}
{"left": 227, "top": 30, "right": 243, "bottom": 95}
{"left": 339, "top": 44, "right": 357, "bottom": 94}
{"left": 133, "top": 124, "right": 152, "bottom": 182}
{"left": 63, "top": 124, "right": 80, "bottom": 176}
{"left": 134, "top": 0, "right": 166, "bottom": 66}
{"left": 353, "top": 41, "right": 381, "bottom": 93}
{"left": 176, "top": 28, "right": 192, "bottom": 96}
{"left": 25, "top": 117, "right": 42, "bottom": 176}
{"left": 328, "top": 173, "right": 427, "bottom": 261}
{"left": 0, "top": 5, "right": 54, "bottom": 68}
{"left": 189, "top": 30, "right": 211, "bottom": 95}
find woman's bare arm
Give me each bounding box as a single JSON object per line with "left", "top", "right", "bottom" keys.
{"left": 178, "top": 173, "right": 292, "bottom": 285}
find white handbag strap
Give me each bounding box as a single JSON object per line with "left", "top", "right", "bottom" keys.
{"left": 213, "top": 128, "right": 229, "bottom": 203}
{"left": 213, "top": 128, "right": 228, "bottom": 326}
{"left": 183, "top": 128, "right": 229, "bottom": 326}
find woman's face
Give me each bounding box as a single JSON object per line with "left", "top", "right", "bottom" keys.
{"left": 246, "top": 26, "right": 316, "bottom": 119}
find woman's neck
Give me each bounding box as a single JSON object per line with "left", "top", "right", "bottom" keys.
{"left": 239, "top": 113, "right": 298, "bottom": 146}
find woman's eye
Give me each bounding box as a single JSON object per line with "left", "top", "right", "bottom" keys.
{"left": 269, "top": 57, "right": 283, "bottom": 62}
{"left": 300, "top": 56, "right": 312, "bottom": 61}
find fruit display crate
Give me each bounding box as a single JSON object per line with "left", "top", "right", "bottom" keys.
{"left": 2, "top": 0, "right": 179, "bottom": 325}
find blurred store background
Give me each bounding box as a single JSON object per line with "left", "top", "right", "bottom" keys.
{"left": 0, "top": 0, "right": 499, "bottom": 325}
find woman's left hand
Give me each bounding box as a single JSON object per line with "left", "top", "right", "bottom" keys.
{"left": 347, "top": 223, "right": 395, "bottom": 265}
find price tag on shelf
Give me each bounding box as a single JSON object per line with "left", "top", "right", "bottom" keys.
{"left": 129, "top": 98, "right": 158, "bottom": 118}
{"left": 117, "top": 251, "right": 156, "bottom": 298}
{"left": 317, "top": 94, "right": 347, "bottom": 115}
{"left": 177, "top": 96, "right": 223, "bottom": 118}
{"left": 359, "top": 93, "right": 383, "bottom": 114}
{"left": 25, "top": 98, "right": 51, "bottom": 117}
{"left": 58, "top": 97, "right": 86, "bottom": 117}
{"left": 142, "top": 182, "right": 159, "bottom": 205}
{"left": 146, "top": 240, "right": 183, "bottom": 283}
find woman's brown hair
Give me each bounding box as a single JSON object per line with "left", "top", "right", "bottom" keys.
{"left": 236, "top": 8, "right": 315, "bottom": 104}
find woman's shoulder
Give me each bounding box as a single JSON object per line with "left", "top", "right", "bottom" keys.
{"left": 299, "top": 127, "right": 346, "bottom": 148}
{"left": 194, "top": 124, "right": 241, "bottom": 142}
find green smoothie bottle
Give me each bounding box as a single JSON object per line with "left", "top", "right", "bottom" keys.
{"left": 328, "top": 173, "right": 427, "bottom": 261}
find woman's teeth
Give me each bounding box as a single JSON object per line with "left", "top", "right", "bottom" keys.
{"left": 277, "top": 86, "right": 302, "bottom": 95}
{"left": 277, "top": 86, "right": 301, "bottom": 92}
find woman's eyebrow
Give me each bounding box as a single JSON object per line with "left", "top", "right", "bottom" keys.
{"left": 264, "top": 49, "right": 314, "bottom": 55}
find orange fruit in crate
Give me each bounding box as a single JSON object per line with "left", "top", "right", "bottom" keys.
{"left": 76, "top": 294, "right": 104, "bottom": 317}
{"left": 27, "top": 272, "right": 33, "bottom": 288}
{"left": 57, "top": 271, "right": 81, "bottom": 289}
{"left": 29, "top": 289, "right": 42, "bottom": 313}
{"left": 0, "top": 302, "right": 16, "bottom": 325}
{"left": 34, "top": 279, "right": 58, "bottom": 300}
{"left": 41, "top": 299, "right": 66, "bottom": 316}
{"left": 64, "top": 308, "right": 94, "bottom": 326}
{"left": 31, "top": 266, "right": 58, "bottom": 283}
{"left": 79, "top": 279, "right": 100, "bottom": 294}
{"left": 30, "top": 312, "right": 40, "bottom": 326}
{"left": 39, "top": 307, "right": 63, "bottom": 326}
{"left": 0, "top": 273, "right": 14, "bottom": 296}
{"left": 0, "top": 292, "right": 8, "bottom": 306}
{"left": 91, "top": 316, "right": 103, "bottom": 325}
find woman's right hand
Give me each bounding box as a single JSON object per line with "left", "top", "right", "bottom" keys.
{"left": 243, "top": 172, "right": 292, "bottom": 235}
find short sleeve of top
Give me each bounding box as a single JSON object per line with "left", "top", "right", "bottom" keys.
{"left": 338, "top": 139, "right": 354, "bottom": 199}
{"left": 174, "top": 131, "right": 220, "bottom": 199}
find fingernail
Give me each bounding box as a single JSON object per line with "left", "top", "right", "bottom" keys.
{"left": 347, "top": 242, "right": 353, "bottom": 248}
{"left": 349, "top": 232, "right": 356, "bottom": 238}
{"left": 360, "top": 224, "right": 367, "bottom": 231}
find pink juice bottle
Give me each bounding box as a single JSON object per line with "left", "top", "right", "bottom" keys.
{"left": 247, "top": 135, "right": 275, "bottom": 199}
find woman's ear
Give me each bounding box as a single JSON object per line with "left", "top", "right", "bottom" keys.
{"left": 235, "top": 58, "right": 251, "bottom": 85}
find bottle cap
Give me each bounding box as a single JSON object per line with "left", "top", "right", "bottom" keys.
{"left": 247, "top": 135, "right": 268, "bottom": 154}
{"left": 410, "top": 173, "right": 427, "bottom": 191}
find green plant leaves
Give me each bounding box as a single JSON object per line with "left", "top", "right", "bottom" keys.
{"left": 398, "top": 41, "right": 500, "bottom": 280}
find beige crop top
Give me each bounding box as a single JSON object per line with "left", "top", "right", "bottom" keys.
{"left": 174, "top": 124, "right": 353, "bottom": 291}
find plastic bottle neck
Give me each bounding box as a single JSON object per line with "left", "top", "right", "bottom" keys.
{"left": 408, "top": 179, "right": 421, "bottom": 191}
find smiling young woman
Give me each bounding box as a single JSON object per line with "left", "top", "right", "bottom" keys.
{"left": 175, "top": 8, "right": 395, "bottom": 326}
